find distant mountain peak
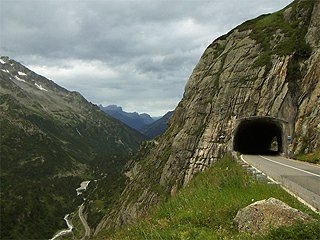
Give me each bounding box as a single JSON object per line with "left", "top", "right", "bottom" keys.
{"left": 100, "top": 104, "right": 155, "bottom": 131}
{"left": 104, "top": 104, "right": 123, "bottom": 111}
{"left": 140, "top": 110, "right": 174, "bottom": 139}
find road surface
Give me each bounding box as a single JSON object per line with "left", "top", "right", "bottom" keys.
{"left": 79, "top": 203, "right": 91, "bottom": 240}
{"left": 241, "top": 154, "right": 320, "bottom": 211}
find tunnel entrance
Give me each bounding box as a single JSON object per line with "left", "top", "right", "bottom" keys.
{"left": 233, "top": 117, "right": 283, "bottom": 154}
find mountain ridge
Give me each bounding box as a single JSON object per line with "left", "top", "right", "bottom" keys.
{"left": 100, "top": 104, "right": 173, "bottom": 139}
{"left": 140, "top": 110, "right": 174, "bottom": 139}
{"left": 99, "top": 104, "right": 154, "bottom": 131}
{"left": 0, "top": 56, "right": 144, "bottom": 239}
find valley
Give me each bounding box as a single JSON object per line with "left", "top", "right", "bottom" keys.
{"left": 0, "top": 57, "right": 144, "bottom": 239}
{"left": 1, "top": 0, "right": 319, "bottom": 239}
{"left": 50, "top": 180, "right": 91, "bottom": 240}
{"left": 99, "top": 105, "right": 173, "bottom": 139}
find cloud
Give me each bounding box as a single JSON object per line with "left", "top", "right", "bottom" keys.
{"left": 0, "top": 0, "right": 293, "bottom": 116}
{"left": 29, "top": 59, "right": 119, "bottom": 88}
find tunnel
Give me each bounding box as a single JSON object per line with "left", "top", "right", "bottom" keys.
{"left": 233, "top": 117, "right": 283, "bottom": 154}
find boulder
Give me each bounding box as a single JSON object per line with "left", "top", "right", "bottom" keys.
{"left": 234, "top": 198, "right": 314, "bottom": 236}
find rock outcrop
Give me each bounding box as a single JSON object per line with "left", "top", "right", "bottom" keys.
{"left": 234, "top": 198, "right": 314, "bottom": 236}
{"left": 95, "top": 0, "right": 320, "bottom": 235}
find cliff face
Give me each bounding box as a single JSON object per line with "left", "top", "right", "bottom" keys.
{"left": 96, "top": 0, "right": 320, "bottom": 234}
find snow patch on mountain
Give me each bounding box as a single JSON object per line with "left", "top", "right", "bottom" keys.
{"left": 18, "top": 71, "right": 27, "bottom": 76}
{"left": 35, "top": 82, "right": 48, "bottom": 91}
{"left": 15, "top": 76, "right": 26, "bottom": 83}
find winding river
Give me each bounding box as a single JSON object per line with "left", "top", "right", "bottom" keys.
{"left": 49, "top": 214, "right": 73, "bottom": 240}
{"left": 49, "top": 181, "right": 91, "bottom": 240}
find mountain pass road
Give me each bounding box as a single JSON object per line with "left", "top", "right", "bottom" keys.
{"left": 241, "top": 154, "right": 320, "bottom": 211}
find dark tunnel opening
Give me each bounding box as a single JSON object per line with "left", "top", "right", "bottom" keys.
{"left": 233, "top": 118, "right": 283, "bottom": 155}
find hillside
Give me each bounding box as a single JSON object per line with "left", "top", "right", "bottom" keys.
{"left": 100, "top": 105, "right": 173, "bottom": 139}
{"left": 99, "top": 105, "right": 154, "bottom": 131}
{"left": 95, "top": 0, "right": 320, "bottom": 236}
{"left": 97, "top": 156, "right": 319, "bottom": 239}
{"left": 0, "top": 57, "right": 144, "bottom": 239}
{"left": 141, "top": 111, "right": 174, "bottom": 139}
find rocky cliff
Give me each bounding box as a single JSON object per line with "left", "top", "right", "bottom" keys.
{"left": 95, "top": 0, "right": 320, "bottom": 235}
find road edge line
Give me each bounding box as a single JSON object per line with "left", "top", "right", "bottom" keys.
{"left": 240, "top": 155, "right": 319, "bottom": 214}
{"left": 259, "top": 155, "right": 320, "bottom": 178}
{"left": 279, "top": 184, "right": 319, "bottom": 214}
{"left": 240, "top": 155, "right": 278, "bottom": 184}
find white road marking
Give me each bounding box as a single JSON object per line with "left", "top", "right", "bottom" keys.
{"left": 259, "top": 155, "right": 320, "bottom": 178}
{"left": 240, "top": 154, "right": 320, "bottom": 213}
{"left": 240, "top": 155, "right": 279, "bottom": 184}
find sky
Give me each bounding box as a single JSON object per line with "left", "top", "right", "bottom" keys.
{"left": 0, "top": 0, "right": 293, "bottom": 116}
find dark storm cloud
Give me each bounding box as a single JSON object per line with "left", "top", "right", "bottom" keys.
{"left": 0, "top": 0, "right": 293, "bottom": 115}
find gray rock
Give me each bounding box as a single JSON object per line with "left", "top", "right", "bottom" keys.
{"left": 234, "top": 198, "right": 314, "bottom": 236}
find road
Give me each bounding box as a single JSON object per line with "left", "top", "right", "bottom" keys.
{"left": 241, "top": 154, "right": 320, "bottom": 211}
{"left": 79, "top": 203, "right": 91, "bottom": 240}
{"left": 49, "top": 180, "right": 92, "bottom": 240}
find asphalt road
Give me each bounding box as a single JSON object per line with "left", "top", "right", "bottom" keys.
{"left": 241, "top": 154, "right": 320, "bottom": 211}
{"left": 79, "top": 203, "right": 91, "bottom": 240}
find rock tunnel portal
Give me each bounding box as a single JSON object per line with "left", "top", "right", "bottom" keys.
{"left": 233, "top": 117, "right": 284, "bottom": 154}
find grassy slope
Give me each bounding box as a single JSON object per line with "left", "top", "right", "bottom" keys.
{"left": 99, "top": 156, "right": 319, "bottom": 240}
{"left": 294, "top": 150, "right": 320, "bottom": 164}
{"left": 238, "top": 0, "right": 314, "bottom": 70}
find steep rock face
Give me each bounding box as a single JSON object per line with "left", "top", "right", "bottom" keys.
{"left": 95, "top": 0, "right": 320, "bottom": 235}
{"left": 294, "top": 1, "right": 320, "bottom": 154}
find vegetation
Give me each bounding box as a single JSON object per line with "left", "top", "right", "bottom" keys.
{"left": 294, "top": 150, "right": 320, "bottom": 164}
{"left": 83, "top": 171, "right": 127, "bottom": 229}
{"left": 57, "top": 210, "right": 85, "bottom": 240}
{"left": 264, "top": 222, "right": 320, "bottom": 240}
{"left": 0, "top": 62, "right": 144, "bottom": 239}
{"left": 98, "top": 155, "right": 319, "bottom": 239}
{"left": 0, "top": 106, "right": 141, "bottom": 239}
{"left": 238, "top": 1, "right": 314, "bottom": 71}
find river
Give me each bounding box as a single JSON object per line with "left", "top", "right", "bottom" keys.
{"left": 49, "top": 214, "right": 73, "bottom": 240}
{"left": 49, "top": 180, "right": 91, "bottom": 240}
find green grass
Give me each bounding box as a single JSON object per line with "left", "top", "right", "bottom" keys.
{"left": 294, "top": 151, "right": 320, "bottom": 164}
{"left": 237, "top": 1, "right": 314, "bottom": 71}
{"left": 101, "top": 155, "right": 319, "bottom": 240}
{"left": 263, "top": 222, "right": 320, "bottom": 240}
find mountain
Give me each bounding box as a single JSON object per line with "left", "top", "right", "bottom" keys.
{"left": 99, "top": 105, "right": 173, "bottom": 139}
{"left": 0, "top": 57, "right": 144, "bottom": 239}
{"left": 99, "top": 105, "right": 154, "bottom": 131}
{"left": 95, "top": 0, "right": 320, "bottom": 236}
{"left": 141, "top": 111, "right": 174, "bottom": 139}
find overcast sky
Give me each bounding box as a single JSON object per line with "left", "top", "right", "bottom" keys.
{"left": 1, "top": 0, "right": 293, "bottom": 116}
